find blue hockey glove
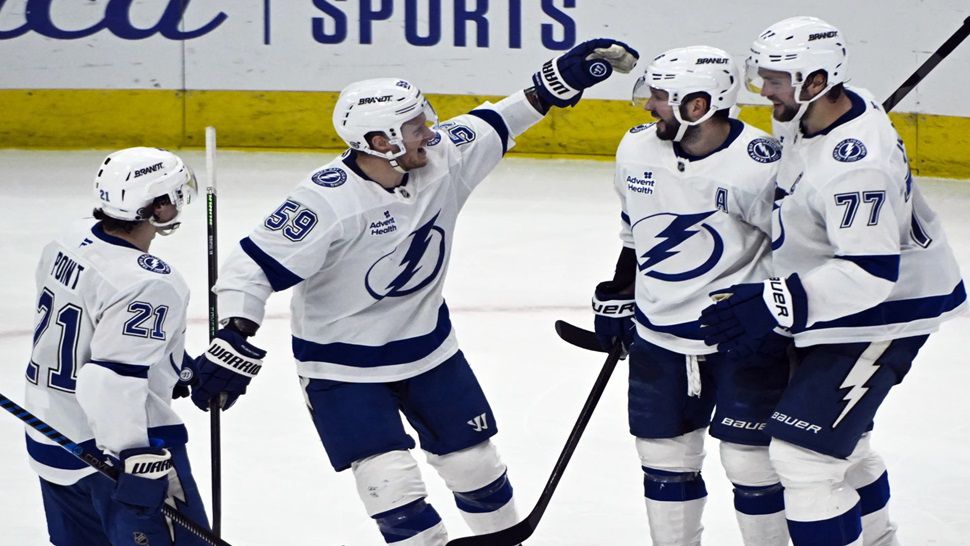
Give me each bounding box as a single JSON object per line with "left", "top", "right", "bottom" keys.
{"left": 699, "top": 275, "right": 807, "bottom": 358}
{"left": 190, "top": 327, "right": 266, "bottom": 412}
{"left": 592, "top": 280, "right": 636, "bottom": 356}
{"left": 113, "top": 442, "right": 173, "bottom": 518}
{"left": 533, "top": 38, "right": 639, "bottom": 108}
{"left": 172, "top": 352, "right": 196, "bottom": 399}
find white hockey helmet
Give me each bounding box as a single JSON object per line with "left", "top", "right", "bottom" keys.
{"left": 746, "top": 16, "right": 848, "bottom": 105}
{"left": 332, "top": 78, "right": 438, "bottom": 169}
{"left": 93, "top": 147, "right": 197, "bottom": 233}
{"left": 632, "top": 45, "right": 740, "bottom": 141}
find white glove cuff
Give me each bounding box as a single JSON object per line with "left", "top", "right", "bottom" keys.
{"left": 206, "top": 338, "right": 263, "bottom": 378}
{"left": 592, "top": 294, "right": 635, "bottom": 318}
{"left": 762, "top": 277, "right": 794, "bottom": 329}
{"left": 123, "top": 450, "right": 173, "bottom": 480}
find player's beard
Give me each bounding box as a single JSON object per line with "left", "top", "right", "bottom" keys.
{"left": 772, "top": 101, "right": 801, "bottom": 122}
{"left": 654, "top": 116, "right": 682, "bottom": 141}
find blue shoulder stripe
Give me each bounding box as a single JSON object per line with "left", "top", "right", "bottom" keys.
{"left": 240, "top": 236, "right": 304, "bottom": 291}
{"left": 621, "top": 212, "right": 631, "bottom": 225}
{"left": 469, "top": 109, "right": 510, "bottom": 155}
{"left": 89, "top": 359, "right": 148, "bottom": 379}
{"left": 293, "top": 303, "right": 452, "bottom": 367}
{"left": 836, "top": 254, "right": 900, "bottom": 282}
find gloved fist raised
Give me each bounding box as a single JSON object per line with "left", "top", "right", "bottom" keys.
{"left": 190, "top": 326, "right": 266, "bottom": 412}
{"left": 592, "top": 280, "right": 636, "bottom": 356}
{"left": 533, "top": 38, "right": 640, "bottom": 108}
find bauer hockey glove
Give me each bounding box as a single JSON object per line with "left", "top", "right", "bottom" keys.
{"left": 172, "top": 352, "right": 196, "bottom": 399}
{"left": 113, "top": 441, "right": 173, "bottom": 518}
{"left": 699, "top": 275, "right": 808, "bottom": 358}
{"left": 533, "top": 38, "right": 639, "bottom": 108}
{"left": 190, "top": 327, "right": 266, "bottom": 411}
{"left": 592, "top": 280, "right": 636, "bottom": 356}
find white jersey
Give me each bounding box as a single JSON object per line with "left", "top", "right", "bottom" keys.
{"left": 615, "top": 119, "right": 781, "bottom": 354}
{"left": 24, "top": 220, "right": 190, "bottom": 485}
{"left": 771, "top": 87, "right": 966, "bottom": 346}
{"left": 215, "top": 92, "right": 544, "bottom": 382}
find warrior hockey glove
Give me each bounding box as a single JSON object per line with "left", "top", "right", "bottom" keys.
{"left": 699, "top": 275, "right": 808, "bottom": 358}
{"left": 533, "top": 38, "right": 639, "bottom": 108}
{"left": 113, "top": 441, "right": 173, "bottom": 518}
{"left": 190, "top": 327, "right": 266, "bottom": 411}
{"left": 592, "top": 280, "right": 636, "bottom": 356}
{"left": 172, "top": 352, "right": 196, "bottom": 399}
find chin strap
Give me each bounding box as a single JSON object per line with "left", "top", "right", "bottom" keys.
{"left": 672, "top": 107, "right": 718, "bottom": 142}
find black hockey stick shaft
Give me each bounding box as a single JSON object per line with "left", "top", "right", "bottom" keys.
{"left": 205, "top": 126, "right": 224, "bottom": 534}
{"left": 882, "top": 16, "right": 970, "bottom": 112}
{"left": 0, "top": 394, "right": 231, "bottom": 546}
{"left": 447, "top": 322, "right": 624, "bottom": 545}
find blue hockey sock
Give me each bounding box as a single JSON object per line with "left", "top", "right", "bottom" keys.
{"left": 373, "top": 498, "right": 443, "bottom": 543}
{"left": 733, "top": 482, "right": 785, "bottom": 515}
{"left": 642, "top": 466, "right": 707, "bottom": 501}
{"left": 856, "top": 470, "right": 890, "bottom": 516}
{"left": 788, "top": 502, "right": 862, "bottom": 546}
{"left": 453, "top": 471, "right": 514, "bottom": 513}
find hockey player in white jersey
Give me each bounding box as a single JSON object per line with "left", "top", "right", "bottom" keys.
{"left": 24, "top": 147, "right": 210, "bottom": 545}
{"left": 187, "top": 39, "right": 638, "bottom": 544}
{"left": 700, "top": 16, "right": 967, "bottom": 546}
{"left": 593, "top": 46, "right": 789, "bottom": 545}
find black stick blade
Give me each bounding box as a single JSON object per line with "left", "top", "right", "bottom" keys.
{"left": 555, "top": 320, "right": 607, "bottom": 353}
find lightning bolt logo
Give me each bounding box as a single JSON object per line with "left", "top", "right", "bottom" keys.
{"left": 365, "top": 212, "right": 446, "bottom": 300}
{"left": 639, "top": 211, "right": 715, "bottom": 270}
{"left": 633, "top": 211, "right": 723, "bottom": 282}
{"left": 832, "top": 341, "right": 891, "bottom": 428}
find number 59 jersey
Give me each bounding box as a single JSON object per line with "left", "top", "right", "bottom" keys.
{"left": 771, "top": 87, "right": 967, "bottom": 345}
{"left": 24, "top": 220, "right": 190, "bottom": 485}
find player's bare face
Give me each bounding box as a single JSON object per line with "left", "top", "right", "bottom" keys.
{"left": 644, "top": 88, "right": 681, "bottom": 141}
{"left": 758, "top": 68, "right": 800, "bottom": 122}
{"left": 396, "top": 115, "right": 436, "bottom": 170}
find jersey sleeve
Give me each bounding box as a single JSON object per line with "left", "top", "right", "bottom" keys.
{"left": 215, "top": 187, "right": 343, "bottom": 325}
{"left": 444, "top": 90, "right": 545, "bottom": 196}
{"left": 800, "top": 168, "right": 902, "bottom": 327}
{"left": 736, "top": 172, "right": 777, "bottom": 238}
{"left": 76, "top": 278, "right": 186, "bottom": 456}
{"left": 614, "top": 133, "right": 637, "bottom": 249}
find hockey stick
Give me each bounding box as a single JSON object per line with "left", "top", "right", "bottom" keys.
{"left": 205, "top": 126, "right": 225, "bottom": 534}
{"left": 882, "top": 16, "right": 970, "bottom": 112}
{"left": 0, "top": 393, "right": 231, "bottom": 546}
{"left": 447, "top": 321, "right": 623, "bottom": 546}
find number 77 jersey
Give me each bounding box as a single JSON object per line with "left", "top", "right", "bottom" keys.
{"left": 770, "top": 87, "right": 967, "bottom": 346}
{"left": 24, "top": 220, "right": 190, "bottom": 485}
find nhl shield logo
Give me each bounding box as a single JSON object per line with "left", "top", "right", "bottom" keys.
{"left": 137, "top": 254, "right": 171, "bottom": 275}
{"left": 832, "top": 139, "right": 868, "bottom": 162}
{"left": 311, "top": 167, "right": 348, "bottom": 188}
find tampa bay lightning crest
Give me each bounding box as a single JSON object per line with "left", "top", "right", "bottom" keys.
{"left": 137, "top": 254, "right": 171, "bottom": 274}
{"left": 365, "top": 212, "right": 446, "bottom": 300}
{"left": 633, "top": 212, "right": 724, "bottom": 281}
{"left": 747, "top": 137, "right": 782, "bottom": 163}
{"left": 832, "top": 139, "right": 867, "bottom": 162}
{"left": 311, "top": 167, "right": 347, "bottom": 188}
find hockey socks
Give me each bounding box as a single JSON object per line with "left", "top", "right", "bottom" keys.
{"left": 642, "top": 467, "right": 707, "bottom": 546}
{"left": 733, "top": 482, "right": 789, "bottom": 545}
{"left": 373, "top": 498, "right": 448, "bottom": 545}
